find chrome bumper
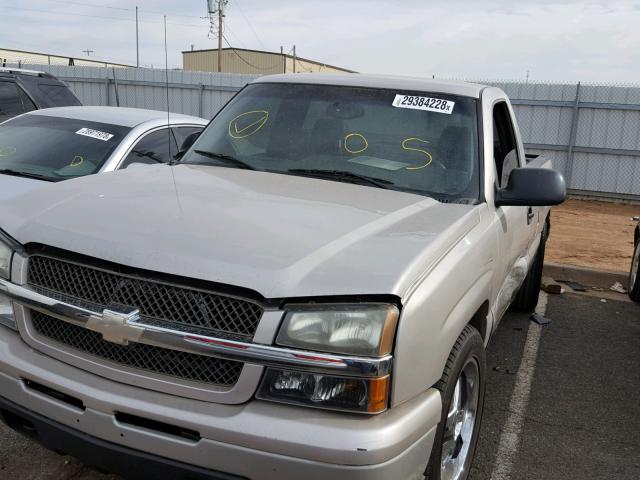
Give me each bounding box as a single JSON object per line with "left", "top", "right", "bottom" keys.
{"left": 0, "top": 278, "right": 391, "bottom": 378}
{"left": 0, "top": 327, "right": 440, "bottom": 479}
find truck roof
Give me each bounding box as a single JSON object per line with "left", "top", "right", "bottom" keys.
{"left": 253, "top": 73, "right": 486, "bottom": 98}
{"left": 26, "top": 106, "right": 207, "bottom": 128}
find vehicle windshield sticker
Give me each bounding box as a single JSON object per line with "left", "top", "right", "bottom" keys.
{"left": 348, "top": 156, "right": 409, "bottom": 171}
{"left": 75, "top": 127, "right": 114, "bottom": 141}
{"left": 392, "top": 94, "right": 455, "bottom": 114}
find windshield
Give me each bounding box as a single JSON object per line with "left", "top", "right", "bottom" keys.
{"left": 182, "top": 83, "right": 480, "bottom": 202}
{"left": 0, "top": 114, "right": 130, "bottom": 181}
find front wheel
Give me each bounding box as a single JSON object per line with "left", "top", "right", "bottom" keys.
{"left": 629, "top": 235, "right": 640, "bottom": 303}
{"left": 426, "top": 325, "right": 486, "bottom": 480}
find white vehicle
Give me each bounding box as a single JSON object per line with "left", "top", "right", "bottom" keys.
{"left": 0, "top": 106, "right": 207, "bottom": 200}
{"left": 0, "top": 74, "right": 565, "bottom": 480}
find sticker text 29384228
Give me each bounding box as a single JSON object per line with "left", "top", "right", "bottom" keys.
{"left": 392, "top": 94, "right": 454, "bottom": 114}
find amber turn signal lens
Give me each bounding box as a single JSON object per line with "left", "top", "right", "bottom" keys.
{"left": 257, "top": 368, "right": 390, "bottom": 414}
{"left": 367, "top": 375, "right": 390, "bottom": 413}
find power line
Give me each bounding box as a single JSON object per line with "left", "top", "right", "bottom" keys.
{"left": 38, "top": 0, "right": 206, "bottom": 19}
{"left": 224, "top": 24, "right": 247, "bottom": 49}
{"left": 231, "top": 0, "right": 266, "bottom": 49}
{"left": 222, "top": 34, "right": 282, "bottom": 71}
{"left": 0, "top": 4, "right": 207, "bottom": 27}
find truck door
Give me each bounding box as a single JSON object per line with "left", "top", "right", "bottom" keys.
{"left": 491, "top": 100, "right": 534, "bottom": 316}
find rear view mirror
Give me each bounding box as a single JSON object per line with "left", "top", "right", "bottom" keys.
{"left": 174, "top": 131, "right": 201, "bottom": 161}
{"left": 495, "top": 168, "right": 566, "bottom": 207}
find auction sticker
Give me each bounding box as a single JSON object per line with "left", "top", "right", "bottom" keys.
{"left": 392, "top": 94, "right": 454, "bottom": 114}
{"left": 76, "top": 127, "right": 114, "bottom": 141}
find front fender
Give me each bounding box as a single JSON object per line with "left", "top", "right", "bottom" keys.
{"left": 391, "top": 218, "right": 496, "bottom": 407}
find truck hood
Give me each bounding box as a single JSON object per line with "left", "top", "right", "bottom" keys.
{"left": 0, "top": 174, "right": 46, "bottom": 201}
{"left": 0, "top": 165, "right": 480, "bottom": 299}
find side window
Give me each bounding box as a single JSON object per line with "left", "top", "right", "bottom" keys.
{"left": 0, "top": 81, "right": 25, "bottom": 119}
{"left": 173, "top": 126, "right": 203, "bottom": 151}
{"left": 492, "top": 102, "right": 520, "bottom": 189}
{"left": 17, "top": 86, "right": 36, "bottom": 113}
{"left": 38, "top": 83, "right": 81, "bottom": 107}
{"left": 119, "top": 129, "right": 178, "bottom": 169}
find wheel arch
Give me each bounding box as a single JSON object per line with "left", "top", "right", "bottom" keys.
{"left": 392, "top": 270, "right": 494, "bottom": 406}
{"left": 468, "top": 301, "right": 490, "bottom": 345}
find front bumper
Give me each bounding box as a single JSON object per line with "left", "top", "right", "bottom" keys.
{"left": 0, "top": 395, "right": 243, "bottom": 480}
{"left": 0, "top": 327, "right": 441, "bottom": 480}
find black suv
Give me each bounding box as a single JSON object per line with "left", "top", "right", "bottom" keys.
{"left": 0, "top": 68, "right": 81, "bottom": 122}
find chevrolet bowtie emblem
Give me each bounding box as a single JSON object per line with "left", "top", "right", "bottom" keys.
{"left": 86, "top": 308, "right": 144, "bottom": 346}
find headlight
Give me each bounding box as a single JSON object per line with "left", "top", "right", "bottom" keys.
{"left": 276, "top": 304, "right": 399, "bottom": 357}
{"left": 0, "top": 236, "right": 17, "bottom": 330}
{"left": 0, "top": 293, "right": 16, "bottom": 330}
{"left": 261, "top": 303, "right": 398, "bottom": 414}
{"left": 257, "top": 368, "right": 389, "bottom": 414}
{"left": 0, "top": 240, "right": 12, "bottom": 280}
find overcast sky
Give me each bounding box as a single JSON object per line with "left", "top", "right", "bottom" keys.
{"left": 1, "top": 0, "right": 639, "bottom": 82}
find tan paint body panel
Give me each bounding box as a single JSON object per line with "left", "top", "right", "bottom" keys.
{"left": 0, "top": 75, "right": 555, "bottom": 478}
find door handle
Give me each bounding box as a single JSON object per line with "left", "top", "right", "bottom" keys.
{"left": 527, "top": 207, "right": 535, "bottom": 225}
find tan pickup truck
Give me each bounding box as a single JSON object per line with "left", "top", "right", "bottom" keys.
{"left": 0, "top": 74, "right": 565, "bottom": 480}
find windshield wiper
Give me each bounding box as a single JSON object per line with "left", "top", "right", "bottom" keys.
{"left": 0, "top": 169, "right": 58, "bottom": 182}
{"left": 192, "top": 150, "right": 256, "bottom": 170}
{"left": 287, "top": 169, "right": 394, "bottom": 189}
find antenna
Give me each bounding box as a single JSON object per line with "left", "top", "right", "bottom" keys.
{"left": 164, "top": 16, "right": 172, "bottom": 161}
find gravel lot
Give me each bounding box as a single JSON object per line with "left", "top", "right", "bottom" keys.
{"left": 547, "top": 198, "right": 639, "bottom": 272}
{"left": 1, "top": 292, "right": 639, "bottom": 480}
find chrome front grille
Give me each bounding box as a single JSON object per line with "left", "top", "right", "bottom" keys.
{"left": 31, "top": 311, "right": 244, "bottom": 386}
{"left": 27, "top": 255, "right": 263, "bottom": 339}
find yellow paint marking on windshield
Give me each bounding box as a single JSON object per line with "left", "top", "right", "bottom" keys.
{"left": 70, "top": 155, "right": 84, "bottom": 167}
{"left": 402, "top": 137, "right": 433, "bottom": 170}
{"left": 228, "top": 110, "right": 269, "bottom": 139}
{"left": 0, "top": 146, "right": 16, "bottom": 157}
{"left": 344, "top": 132, "right": 368, "bottom": 154}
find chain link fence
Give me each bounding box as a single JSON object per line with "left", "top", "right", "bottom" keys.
{"left": 466, "top": 79, "right": 640, "bottom": 200}
{"left": 8, "top": 64, "right": 640, "bottom": 200}
{"left": 8, "top": 64, "right": 258, "bottom": 120}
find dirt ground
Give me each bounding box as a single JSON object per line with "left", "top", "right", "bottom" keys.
{"left": 546, "top": 198, "right": 639, "bottom": 273}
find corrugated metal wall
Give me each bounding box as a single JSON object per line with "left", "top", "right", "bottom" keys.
{"left": 476, "top": 80, "right": 640, "bottom": 199}
{"left": 8, "top": 65, "right": 640, "bottom": 199}
{"left": 183, "top": 50, "right": 351, "bottom": 75}
{"left": 184, "top": 50, "right": 284, "bottom": 75}
{"left": 15, "top": 64, "right": 258, "bottom": 119}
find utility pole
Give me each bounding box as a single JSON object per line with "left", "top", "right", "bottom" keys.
{"left": 82, "top": 49, "right": 93, "bottom": 57}
{"left": 292, "top": 44, "right": 296, "bottom": 73}
{"left": 135, "top": 6, "right": 139, "bottom": 67}
{"left": 217, "top": 0, "right": 225, "bottom": 72}
{"left": 207, "top": 1, "right": 227, "bottom": 72}
{"left": 281, "top": 46, "right": 285, "bottom": 73}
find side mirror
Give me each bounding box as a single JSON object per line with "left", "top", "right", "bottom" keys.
{"left": 495, "top": 168, "right": 566, "bottom": 207}
{"left": 174, "top": 131, "right": 201, "bottom": 161}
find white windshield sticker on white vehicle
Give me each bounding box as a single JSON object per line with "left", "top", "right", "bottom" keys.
{"left": 392, "top": 94, "right": 455, "bottom": 114}
{"left": 75, "top": 127, "right": 114, "bottom": 141}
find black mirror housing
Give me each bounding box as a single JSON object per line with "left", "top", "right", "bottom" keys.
{"left": 174, "top": 131, "right": 201, "bottom": 161}
{"left": 495, "top": 168, "right": 566, "bottom": 207}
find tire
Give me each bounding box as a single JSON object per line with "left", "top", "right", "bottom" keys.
{"left": 511, "top": 226, "right": 547, "bottom": 312}
{"left": 425, "top": 325, "right": 486, "bottom": 480}
{"left": 629, "top": 232, "right": 640, "bottom": 303}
